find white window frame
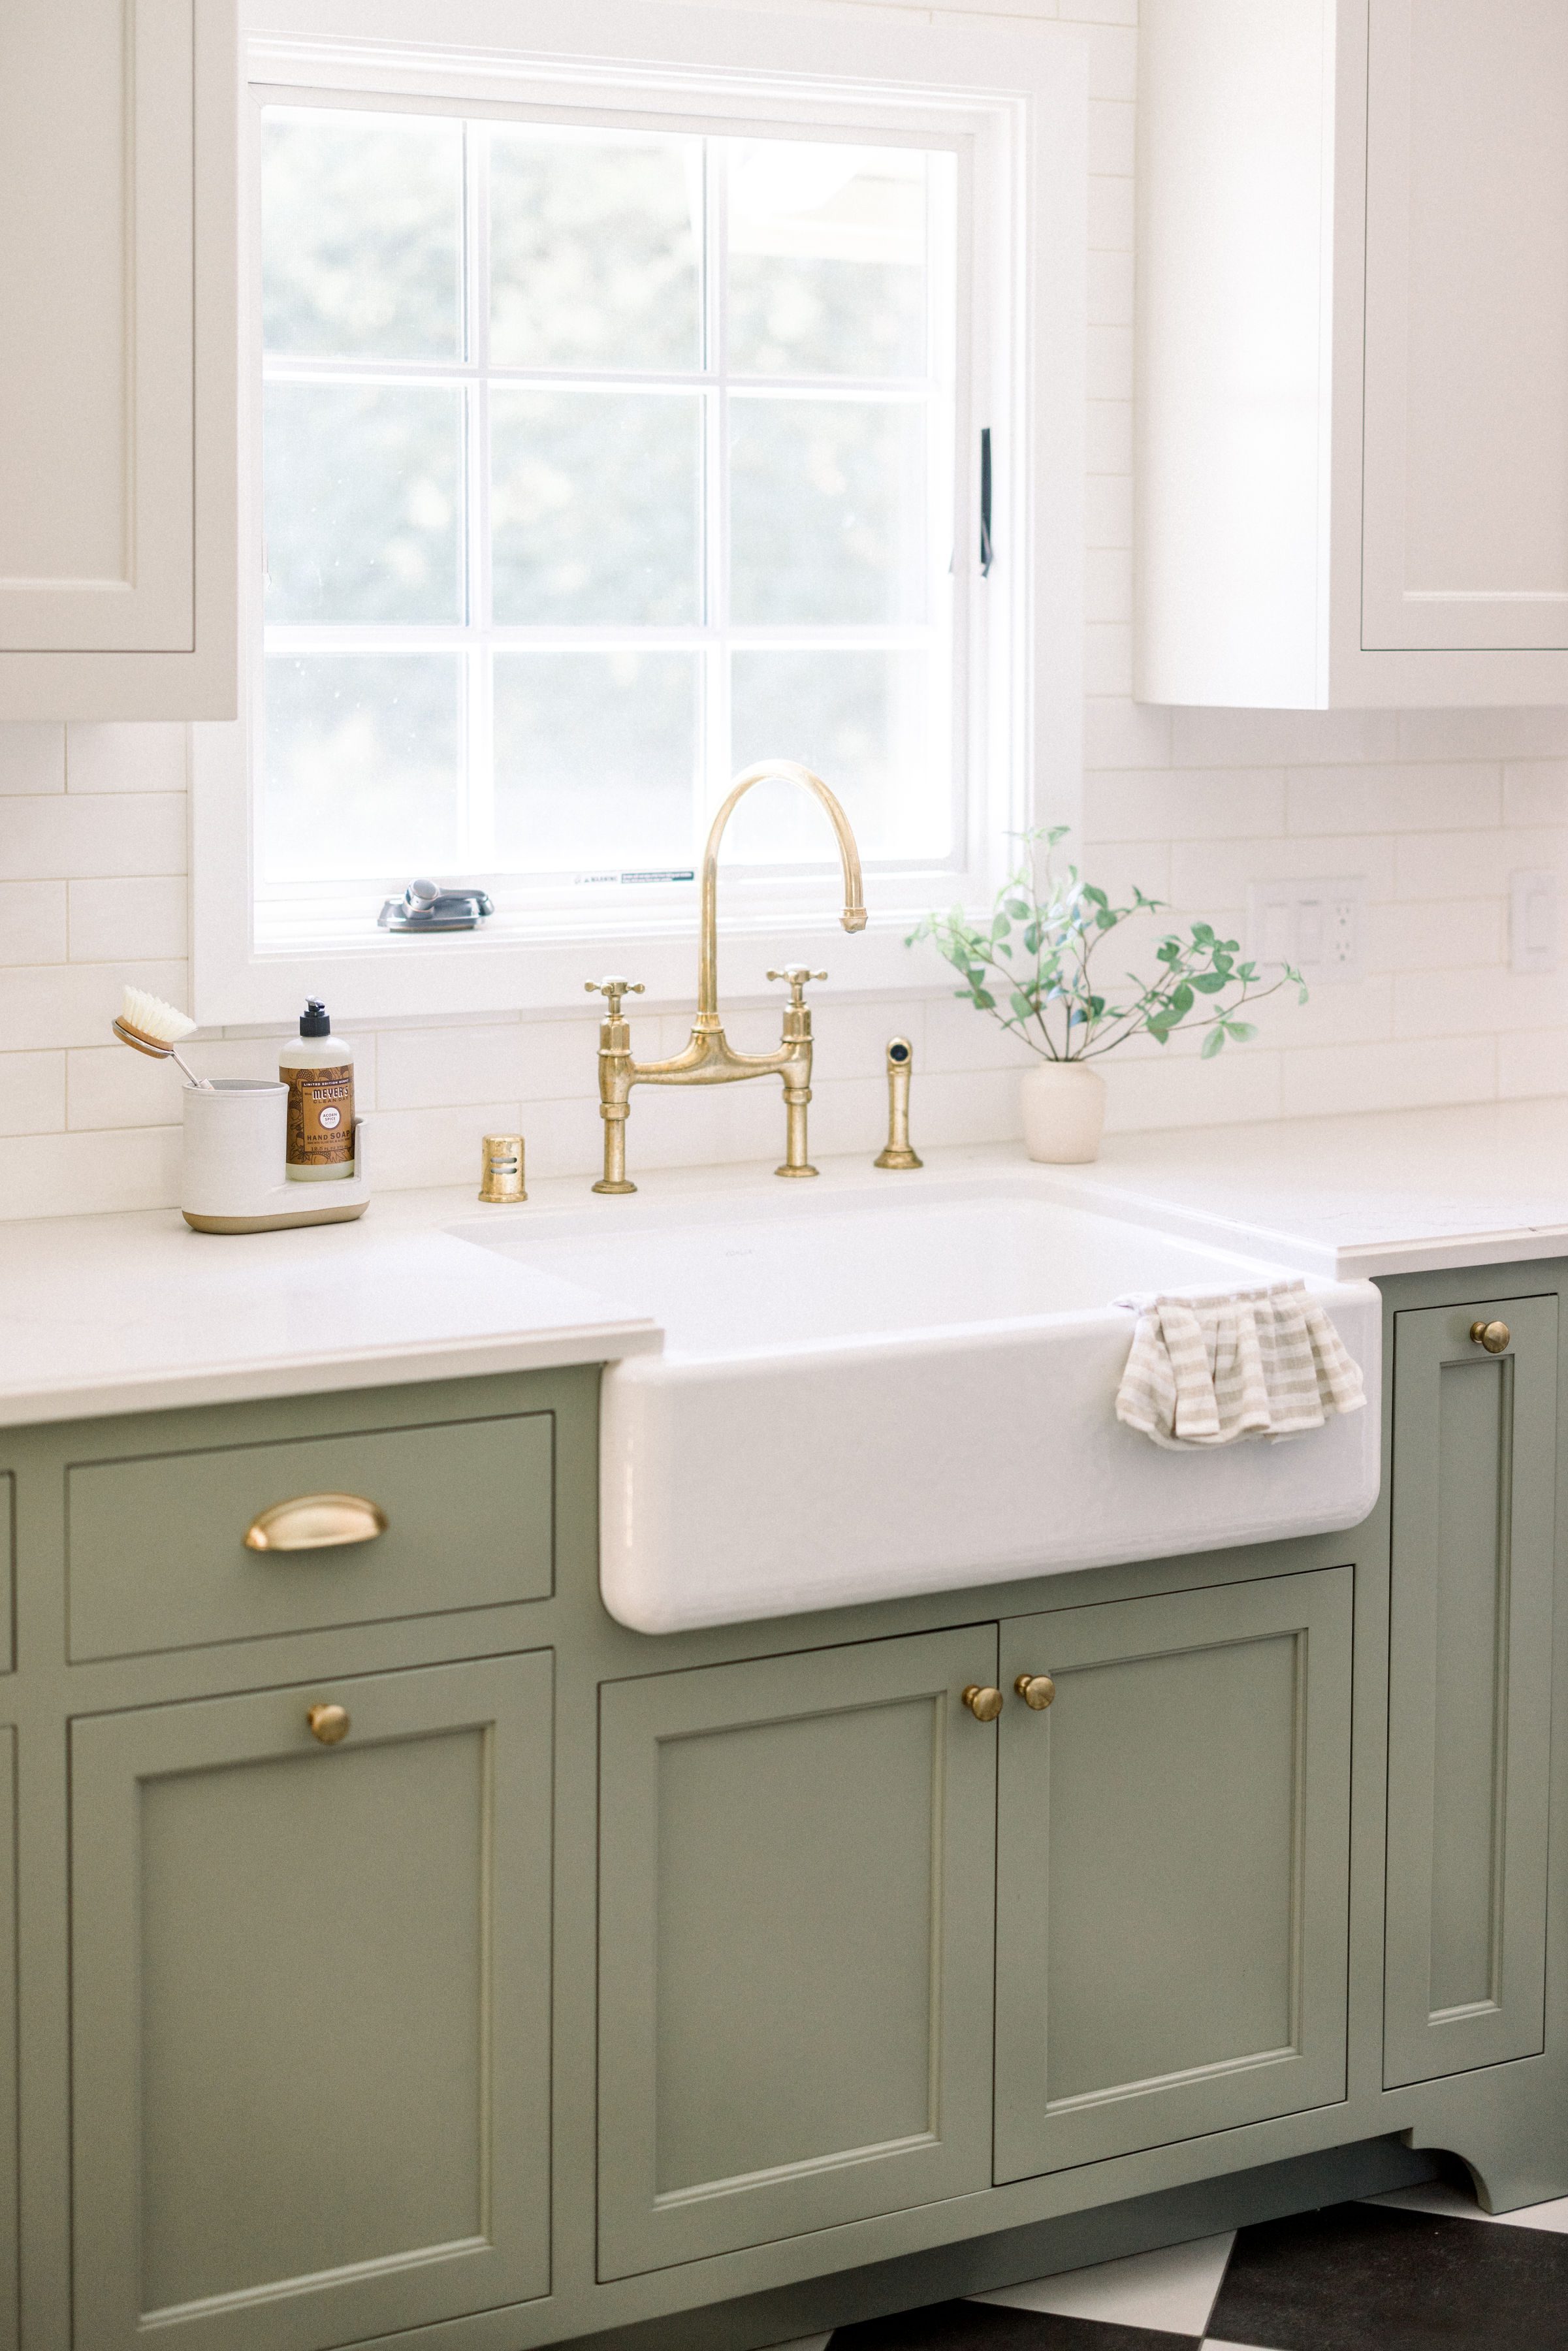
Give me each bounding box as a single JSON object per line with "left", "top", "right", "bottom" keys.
{"left": 193, "top": 0, "right": 1087, "bottom": 1025}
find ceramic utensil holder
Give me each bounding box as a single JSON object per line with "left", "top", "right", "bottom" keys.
{"left": 182, "top": 1081, "right": 370, "bottom": 1234}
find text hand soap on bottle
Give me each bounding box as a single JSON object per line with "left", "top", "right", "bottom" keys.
{"left": 281, "top": 1000, "right": 355, "bottom": 1181}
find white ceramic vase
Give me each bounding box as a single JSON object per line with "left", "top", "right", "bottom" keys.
{"left": 1019, "top": 1061, "right": 1107, "bottom": 1163}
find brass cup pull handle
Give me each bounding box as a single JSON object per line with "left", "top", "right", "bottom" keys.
{"left": 1471, "top": 1319, "right": 1512, "bottom": 1354}
{"left": 1015, "top": 1672, "right": 1056, "bottom": 1710}
{"left": 962, "top": 1684, "right": 1004, "bottom": 1722}
{"left": 244, "top": 1494, "right": 389, "bottom": 1553}
{"left": 306, "top": 1703, "right": 350, "bottom": 1746}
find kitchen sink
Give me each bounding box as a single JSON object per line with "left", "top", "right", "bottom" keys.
{"left": 456, "top": 1173, "right": 1381, "bottom": 1633}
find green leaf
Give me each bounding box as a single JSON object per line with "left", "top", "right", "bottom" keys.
{"left": 1200, "top": 1027, "right": 1226, "bottom": 1058}
{"left": 1010, "top": 991, "right": 1035, "bottom": 1022}
{"left": 1190, "top": 970, "right": 1228, "bottom": 994}
{"left": 1191, "top": 921, "right": 1215, "bottom": 945}
{"left": 1081, "top": 884, "right": 1109, "bottom": 909}
{"left": 1226, "top": 1019, "right": 1258, "bottom": 1042}
{"left": 972, "top": 989, "right": 996, "bottom": 1010}
{"left": 1170, "top": 982, "right": 1194, "bottom": 1016}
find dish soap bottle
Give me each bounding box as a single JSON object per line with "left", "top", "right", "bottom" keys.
{"left": 280, "top": 1000, "right": 355, "bottom": 1181}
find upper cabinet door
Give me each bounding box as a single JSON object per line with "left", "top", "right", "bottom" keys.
{"left": 1136, "top": 0, "right": 1568, "bottom": 705}
{"left": 1362, "top": 0, "right": 1568, "bottom": 652}
{"left": 0, "top": 0, "right": 236, "bottom": 718}
{"left": 1384, "top": 1296, "right": 1558, "bottom": 2087}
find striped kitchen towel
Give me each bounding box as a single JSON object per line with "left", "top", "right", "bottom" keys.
{"left": 1114, "top": 1278, "right": 1365, "bottom": 1450}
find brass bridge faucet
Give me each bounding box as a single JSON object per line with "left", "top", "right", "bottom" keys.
{"left": 586, "top": 760, "right": 867, "bottom": 1195}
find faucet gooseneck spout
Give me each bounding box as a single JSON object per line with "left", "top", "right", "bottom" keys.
{"left": 695, "top": 761, "right": 867, "bottom": 1026}
{"left": 586, "top": 762, "right": 867, "bottom": 1194}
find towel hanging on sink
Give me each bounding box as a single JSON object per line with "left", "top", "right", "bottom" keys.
{"left": 1113, "top": 1277, "right": 1366, "bottom": 1451}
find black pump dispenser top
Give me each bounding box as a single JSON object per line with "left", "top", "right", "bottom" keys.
{"left": 300, "top": 1000, "right": 330, "bottom": 1037}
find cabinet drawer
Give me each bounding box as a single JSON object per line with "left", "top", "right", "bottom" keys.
{"left": 67, "top": 1413, "right": 553, "bottom": 1661}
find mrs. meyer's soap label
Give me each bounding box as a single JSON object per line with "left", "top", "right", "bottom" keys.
{"left": 284, "top": 1063, "right": 355, "bottom": 1168}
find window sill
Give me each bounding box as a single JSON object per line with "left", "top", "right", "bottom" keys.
{"left": 193, "top": 903, "right": 953, "bottom": 1027}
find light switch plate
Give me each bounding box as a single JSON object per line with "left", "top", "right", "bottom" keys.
{"left": 1511, "top": 870, "right": 1559, "bottom": 974}
{"left": 1247, "top": 876, "right": 1367, "bottom": 985}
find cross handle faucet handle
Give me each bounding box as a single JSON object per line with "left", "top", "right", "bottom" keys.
{"left": 586, "top": 976, "right": 645, "bottom": 1021}
{"left": 767, "top": 965, "right": 828, "bottom": 1008}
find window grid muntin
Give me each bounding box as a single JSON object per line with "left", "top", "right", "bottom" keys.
{"left": 259, "top": 100, "right": 961, "bottom": 896}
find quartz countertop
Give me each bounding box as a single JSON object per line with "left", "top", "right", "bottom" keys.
{"left": 1027, "top": 1096, "right": 1568, "bottom": 1281}
{"left": 3, "top": 1096, "right": 1565, "bottom": 1427}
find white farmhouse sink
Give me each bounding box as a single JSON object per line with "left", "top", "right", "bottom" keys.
{"left": 457, "top": 1175, "right": 1381, "bottom": 1633}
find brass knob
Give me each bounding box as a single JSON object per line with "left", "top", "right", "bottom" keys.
{"left": 1471, "top": 1319, "right": 1511, "bottom": 1354}
{"left": 306, "top": 1703, "right": 350, "bottom": 1746}
{"left": 961, "top": 1684, "right": 1004, "bottom": 1721}
{"left": 1015, "top": 1672, "right": 1056, "bottom": 1710}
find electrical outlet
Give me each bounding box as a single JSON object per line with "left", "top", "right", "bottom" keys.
{"left": 1246, "top": 877, "right": 1367, "bottom": 985}
{"left": 1511, "top": 871, "right": 1559, "bottom": 974}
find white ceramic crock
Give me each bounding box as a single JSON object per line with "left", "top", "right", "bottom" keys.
{"left": 1019, "top": 1061, "right": 1108, "bottom": 1163}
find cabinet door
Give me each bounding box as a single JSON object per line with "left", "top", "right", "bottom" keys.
{"left": 71, "top": 1655, "right": 552, "bottom": 2351}
{"left": 1385, "top": 1296, "right": 1558, "bottom": 2087}
{"left": 1362, "top": 0, "right": 1568, "bottom": 651}
{"left": 0, "top": 0, "right": 235, "bottom": 715}
{"left": 995, "top": 1570, "right": 1352, "bottom": 2183}
{"left": 597, "top": 1627, "right": 997, "bottom": 2277}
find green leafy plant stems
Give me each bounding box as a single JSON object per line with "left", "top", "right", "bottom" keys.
{"left": 907, "top": 827, "right": 1308, "bottom": 1063}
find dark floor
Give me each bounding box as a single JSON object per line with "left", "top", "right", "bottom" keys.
{"left": 803, "top": 2183, "right": 1568, "bottom": 2350}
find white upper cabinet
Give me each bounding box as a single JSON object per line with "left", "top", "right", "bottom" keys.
{"left": 1137, "top": 0, "right": 1568, "bottom": 708}
{"left": 0, "top": 0, "right": 236, "bottom": 719}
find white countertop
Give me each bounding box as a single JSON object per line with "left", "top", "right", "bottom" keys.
{"left": 1030, "top": 1097, "right": 1568, "bottom": 1281}
{"left": 2, "top": 1097, "right": 1565, "bottom": 1427}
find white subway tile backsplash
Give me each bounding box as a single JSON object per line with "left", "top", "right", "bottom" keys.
{"left": 1083, "top": 699, "right": 1173, "bottom": 769}
{"left": 69, "top": 874, "right": 187, "bottom": 963}
{"left": 1087, "top": 172, "right": 1135, "bottom": 249}
{"left": 1089, "top": 767, "right": 1285, "bottom": 842}
{"left": 1397, "top": 708, "right": 1568, "bottom": 763}
{"left": 0, "top": 1052, "right": 66, "bottom": 1137}
{"left": 1281, "top": 1034, "right": 1496, "bottom": 1120}
{"left": 1503, "top": 762, "right": 1568, "bottom": 828}
{"left": 1392, "top": 966, "right": 1568, "bottom": 1040}
{"left": 1104, "top": 1044, "right": 1283, "bottom": 1133}
{"left": 1084, "top": 401, "right": 1133, "bottom": 474}
{"left": 1086, "top": 21, "right": 1137, "bottom": 99}
{"left": 1171, "top": 708, "right": 1401, "bottom": 770}
{"left": 1084, "top": 549, "right": 1133, "bottom": 624}
{"left": 1084, "top": 474, "right": 1133, "bottom": 549}
{"left": 1395, "top": 827, "right": 1568, "bottom": 902}
{"left": 1287, "top": 763, "right": 1501, "bottom": 837}
{"left": 1170, "top": 835, "right": 1396, "bottom": 911}
{"left": 67, "top": 1044, "right": 183, "bottom": 1132}
{"left": 0, "top": 1125, "right": 180, "bottom": 1222}
{"left": 1087, "top": 261, "right": 1134, "bottom": 336}
{"left": 0, "top": 960, "right": 186, "bottom": 1053}
{"left": 0, "top": 795, "right": 185, "bottom": 883}
{"left": 0, "top": 726, "right": 64, "bottom": 795}
{"left": 1499, "top": 1027, "right": 1568, "bottom": 1101}
{"left": 1084, "top": 623, "right": 1133, "bottom": 695}
{"left": 1087, "top": 99, "right": 1135, "bottom": 176}
{"left": 0, "top": 883, "right": 68, "bottom": 967}
{"left": 66, "top": 722, "right": 188, "bottom": 793}
{"left": 1369, "top": 897, "right": 1506, "bottom": 972}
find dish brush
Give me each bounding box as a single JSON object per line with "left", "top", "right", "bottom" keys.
{"left": 112, "top": 987, "right": 213, "bottom": 1089}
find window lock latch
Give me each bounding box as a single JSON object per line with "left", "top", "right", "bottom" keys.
{"left": 377, "top": 878, "right": 495, "bottom": 932}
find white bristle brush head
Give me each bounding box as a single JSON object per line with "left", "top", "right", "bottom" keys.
{"left": 116, "top": 986, "right": 197, "bottom": 1050}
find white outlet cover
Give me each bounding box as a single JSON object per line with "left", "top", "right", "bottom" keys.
{"left": 1246, "top": 876, "right": 1368, "bottom": 985}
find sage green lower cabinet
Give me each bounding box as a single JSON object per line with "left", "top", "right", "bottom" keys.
{"left": 596, "top": 1627, "right": 999, "bottom": 2278}
{"left": 1384, "top": 1295, "right": 1558, "bottom": 2087}
{"left": 69, "top": 1654, "right": 554, "bottom": 2351}
{"left": 994, "top": 1570, "right": 1354, "bottom": 2182}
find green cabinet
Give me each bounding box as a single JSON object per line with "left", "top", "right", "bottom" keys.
{"left": 595, "top": 1626, "right": 1000, "bottom": 2278}
{"left": 993, "top": 1570, "right": 1354, "bottom": 2181}
{"left": 1384, "top": 1294, "right": 1558, "bottom": 2087}
{"left": 69, "top": 1653, "right": 554, "bottom": 2351}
